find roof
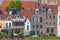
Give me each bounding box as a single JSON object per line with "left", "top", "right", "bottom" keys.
{"left": 0, "top": 0, "right": 58, "bottom": 20}
{"left": 47, "top": 5, "right": 58, "bottom": 14}
{"left": 0, "top": 1, "right": 36, "bottom": 20}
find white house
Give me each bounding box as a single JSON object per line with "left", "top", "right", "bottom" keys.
{"left": 24, "top": 18, "right": 31, "bottom": 35}
{"left": 57, "top": 5, "right": 60, "bottom": 36}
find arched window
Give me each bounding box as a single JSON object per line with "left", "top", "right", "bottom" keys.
{"left": 48, "top": 8, "right": 52, "bottom": 14}
{"left": 35, "top": 8, "right": 39, "bottom": 14}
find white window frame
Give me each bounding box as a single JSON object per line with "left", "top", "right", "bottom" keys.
{"left": 48, "top": 8, "right": 52, "bottom": 14}
{"left": 35, "top": 9, "right": 39, "bottom": 14}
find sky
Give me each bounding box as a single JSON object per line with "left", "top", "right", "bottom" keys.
{"left": 0, "top": 0, "right": 38, "bottom": 4}
{"left": 0, "top": 0, "right": 3, "bottom": 4}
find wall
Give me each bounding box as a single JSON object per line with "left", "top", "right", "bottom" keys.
{"left": 57, "top": 6, "right": 60, "bottom": 36}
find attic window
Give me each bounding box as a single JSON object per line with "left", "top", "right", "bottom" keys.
{"left": 35, "top": 8, "right": 39, "bottom": 14}
{"left": 48, "top": 8, "right": 52, "bottom": 14}
{"left": 18, "top": 16, "right": 20, "bottom": 18}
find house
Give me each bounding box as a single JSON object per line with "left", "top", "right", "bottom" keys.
{"left": 40, "top": 0, "right": 58, "bottom": 5}
{"left": 1, "top": 20, "right": 12, "bottom": 34}
{"left": 57, "top": 5, "right": 60, "bottom": 36}
{"left": 24, "top": 18, "right": 31, "bottom": 36}
{"left": 0, "top": 0, "right": 59, "bottom": 36}
{"left": 30, "top": 4, "right": 58, "bottom": 36}
{"left": 0, "top": 20, "right": 5, "bottom": 32}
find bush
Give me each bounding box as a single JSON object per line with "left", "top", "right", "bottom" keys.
{"left": 1, "top": 33, "right": 12, "bottom": 38}
{"left": 49, "top": 33, "right": 56, "bottom": 37}
{"left": 25, "top": 35, "right": 29, "bottom": 37}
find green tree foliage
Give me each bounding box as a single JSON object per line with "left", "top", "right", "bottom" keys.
{"left": 18, "top": 31, "right": 24, "bottom": 35}
{"left": 49, "top": 33, "right": 56, "bottom": 37}
{"left": 5, "top": 0, "right": 24, "bottom": 12}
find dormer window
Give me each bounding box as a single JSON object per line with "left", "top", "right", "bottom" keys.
{"left": 10, "top": 8, "right": 20, "bottom": 15}
{"left": 35, "top": 8, "right": 39, "bottom": 14}
{"left": 16, "top": 15, "right": 20, "bottom": 19}
{"left": 48, "top": 8, "right": 52, "bottom": 14}
{"left": 18, "top": 16, "right": 20, "bottom": 18}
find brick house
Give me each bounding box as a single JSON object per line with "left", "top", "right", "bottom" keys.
{"left": 30, "top": 4, "right": 58, "bottom": 36}
{"left": 0, "top": 0, "right": 59, "bottom": 36}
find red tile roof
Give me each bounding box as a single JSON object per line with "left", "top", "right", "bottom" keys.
{"left": 1, "top": 1, "right": 36, "bottom": 20}
{"left": 2, "top": 14, "right": 9, "bottom": 20}
{"left": 0, "top": 0, "right": 58, "bottom": 20}
{"left": 21, "top": 2, "right": 36, "bottom": 20}
{"left": 47, "top": 5, "right": 58, "bottom": 14}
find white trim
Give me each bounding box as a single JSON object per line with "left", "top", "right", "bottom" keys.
{"left": 46, "top": 26, "right": 54, "bottom": 27}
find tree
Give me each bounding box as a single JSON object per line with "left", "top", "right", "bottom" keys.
{"left": 18, "top": 31, "right": 24, "bottom": 36}
{"left": 5, "top": 0, "right": 24, "bottom": 12}
{"left": 15, "top": 0, "right": 24, "bottom": 10}
{"left": 18, "top": 31, "right": 24, "bottom": 38}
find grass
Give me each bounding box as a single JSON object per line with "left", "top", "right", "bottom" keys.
{"left": 25, "top": 35, "right": 60, "bottom": 39}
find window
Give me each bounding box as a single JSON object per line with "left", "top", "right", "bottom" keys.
{"left": 42, "top": 10, "right": 45, "bottom": 13}
{"left": 40, "top": 24, "right": 42, "bottom": 28}
{"left": 9, "top": 23, "right": 11, "bottom": 28}
{"left": 35, "top": 16, "right": 38, "bottom": 22}
{"left": 50, "top": 15, "right": 52, "bottom": 19}
{"left": 31, "top": 31, "right": 35, "bottom": 35}
{"left": 35, "top": 9, "right": 39, "bottom": 14}
{"left": 46, "top": 27, "right": 54, "bottom": 34}
{"left": 11, "top": 8, "right": 20, "bottom": 15}
{"left": 51, "top": 28, "right": 54, "bottom": 33}
{"left": 6, "top": 23, "right": 8, "bottom": 28}
{"left": 32, "top": 25, "right": 35, "bottom": 28}
{"left": 46, "top": 28, "right": 49, "bottom": 33}
{"left": 53, "top": 15, "right": 56, "bottom": 19}
{"left": 48, "top": 8, "right": 52, "bottom": 14}
{"left": 32, "top": 17, "right": 34, "bottom": 22}
{"left": 53, "top": 21, "right": 55, "bottom": 25}
{"left": 59, "top": 15, "right": 60, "bottom": 19}
{"left": 36, "top": 25, "right": 39, "bottom": 28}
{"left": 12, "top": 22, "right": 24, "bottom": 26}
{"left": 40, "top": 17, "right": 42, "bottom": 23}
{"left": 12, "top": 29, "right": 20, "bottom": 34}
{"left": 27, "top": 25, "right": 29, "bottom": 30}
{"left": 17, "top": 16, "right": 20, "bottom": 18}
{"left": 42, "top": 5, "right": 46, "bottom": 9}
{"left": 46, "top": 21, "right": 48, "bottom": 26}
{"left": 27, "top": 22, "right": 29, "bottom": 24}
{"left": 46, "top": 15, "right": 48, "bottom": 19}
{"left": 37, "top": 30, "right": 39, "bottom": 35}
{"left": 50, "top": 22, "right": 52, "bottom": 25}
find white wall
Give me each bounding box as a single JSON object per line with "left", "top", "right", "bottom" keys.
{"left": 4, "top": 21, "right": 12, "bottom": 28}
{"left": 57, "top": 6, "right": 60, "bottom": 36}
{"left": 24, "top": 18, "right": 31, "bottom": 35}
{"left": 25, "top": 18, "right": 31, "bottom": 31}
